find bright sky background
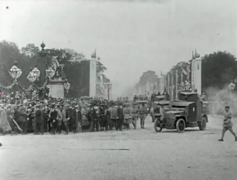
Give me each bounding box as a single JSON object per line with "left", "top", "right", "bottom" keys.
{"left": 0, "top": 0, "right": 237, "bottom": 98}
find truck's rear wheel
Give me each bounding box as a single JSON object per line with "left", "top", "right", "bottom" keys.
{"left": 176, "top": 119, "right": 185, "bottom": 133}
{"left": 199, "top": 116, "right": 207, "bottom": 130}
{"left": 154, "top": 118, "right": 162, "bottom": 132}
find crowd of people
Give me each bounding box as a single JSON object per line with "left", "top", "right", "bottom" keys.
{"left": 0, "top": 93, "right": 149, "bottom": 136}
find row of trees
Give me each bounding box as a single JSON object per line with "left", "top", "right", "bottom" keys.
{"left": 0, "top": 41, "right": 110, "bottom": 97}
{"left": 133, "top": 51, "right": 237, "bottom": 94}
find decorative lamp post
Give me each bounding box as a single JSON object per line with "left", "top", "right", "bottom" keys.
{"left": 8, "top": 62, "right": 22, "bottom": 82}
{"left": 39, "top": 42, "right": 47, "bottom": 58}
{"left": 104, "top": 83, "right": 112, "bottom": 101}
{"left": 39, "top": 42, "right": 50, "bottom": 83}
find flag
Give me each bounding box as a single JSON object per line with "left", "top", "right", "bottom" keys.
{"left": 182, "top": 68, "right": 187, "bottom": 75}
{"left": 0, "top": 89, "right": 2, "bottom": 97}
{"left": 178, "top": 62, "right": 183, "bottom": 67}
{"left": 91, "top": 49, "right": 96, "bottom": 58}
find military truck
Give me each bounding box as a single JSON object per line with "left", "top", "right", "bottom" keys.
{"left": 154, "top": 92, "right": 208, "bottom": 133}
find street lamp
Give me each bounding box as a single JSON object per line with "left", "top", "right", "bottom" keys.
{"left": 39, "top": 42, "right": 50, "bottom": 82}
{"left": 39, "top": 42, "right": 47, "bottom": 58}
{"left": 104, "top": 83, "right": 112, "bottom": 101}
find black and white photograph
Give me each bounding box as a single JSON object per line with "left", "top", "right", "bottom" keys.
{"left": 0, "top": 0, "right": 237, "bottom": 180}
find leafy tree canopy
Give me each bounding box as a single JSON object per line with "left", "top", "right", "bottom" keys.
{"left": 202, "top": 51, "right": 237, "bottom": 90}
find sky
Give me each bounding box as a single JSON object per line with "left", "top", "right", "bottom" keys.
{"left": 0, "top": 0, "right": 237, "bottom": 98}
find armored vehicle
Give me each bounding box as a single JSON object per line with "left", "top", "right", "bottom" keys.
{"left": 154, "top": 92, "right": 208, "bottom": 133}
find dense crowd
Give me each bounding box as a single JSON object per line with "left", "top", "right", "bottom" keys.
{"left": 0, "top": 93, "right": 149, "bottom": 135}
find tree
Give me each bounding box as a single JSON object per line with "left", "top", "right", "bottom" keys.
{"left": 0, "top": 41, "right": 23, "bottom": 85}
{"left": 138, "top": 70, "right": 158, "bottom": 87}
{"left": 96, "top": 61, "right": 107, "bottom": 74}
{"left": 202, "top": 51, "right": 237, "bottom": 90}
{"left": 21, "top": 44, "right": 40, "bottom": 58}
{"left": 64, "top": 48, "right": 85, "bottom": 62}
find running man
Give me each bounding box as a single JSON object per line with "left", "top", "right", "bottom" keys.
{"left": 218, "top": 105, "right": 237, "bottom": 142}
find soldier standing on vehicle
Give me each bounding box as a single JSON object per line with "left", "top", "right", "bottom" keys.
{"left": 218, "top": 105, "right": 237, "bottom": 142}
{"left": 138, "top": 103, "right": 148, "bottom": 129}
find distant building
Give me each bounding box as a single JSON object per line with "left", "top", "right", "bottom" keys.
{"left": 164, "top": 51, "right": 203, "bottom": 100}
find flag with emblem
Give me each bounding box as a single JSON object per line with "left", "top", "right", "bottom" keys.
{"left": 0, "top": 89, "right": 2, "bottom": 97}
{"left": 182, "top": 67, "right": 187, "bottom": 75}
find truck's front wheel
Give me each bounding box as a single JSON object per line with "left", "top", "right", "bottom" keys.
{"left": 176, "top": 119, "right": 186, "bottom": 133}
{"left": 154, "top": 118, "right": 163, "bottom": 132}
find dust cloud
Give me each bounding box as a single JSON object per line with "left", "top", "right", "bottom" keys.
{"left": 206, "top": 86, "right": 237, "bottom": 116}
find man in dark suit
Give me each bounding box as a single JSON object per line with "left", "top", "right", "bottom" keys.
{"left": 50, "top": 105, "right": 58, "bottom": 135}
{"left": 117, "top": 103, "right": 124, "bottom": 131}
{"left": 35, "top": 104, "right": 43, "bottom": 135}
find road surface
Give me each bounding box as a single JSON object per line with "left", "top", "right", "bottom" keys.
{"left": 0, "top": 115, "right": 237, "bottom": 180}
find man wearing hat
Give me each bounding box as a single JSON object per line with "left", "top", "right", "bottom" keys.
{"left": 62, "top": 105, "right": 69, "bottom": 135}
{"left": 117, "top": 102, "right": 124, "bottom": 131}
{"left": 35, "top": 104, "right": 44, "bottom": 135}
{"left": 17, "top": 104, "right": 27, "bottom": 134}
{"left": 49, "top": 104, "right": 58, "bottom": 135}
{"left": 138, "top": 103, "right": 148, "bottom": 129}
{"left": 123, "top": 104, "right": 131, "bottom": 130}
{"left": 92, "top": 101, "right": 100, "bottom": 132}
{"left": 218, "top": 105, "right": 237, "bottom": 142}
{"left": 56, "top": 105, "right": 63, "bottom": 134}
{"left": 43, "top": 105, "right": 50, "bottom": 132}
{"left": 75, "top": 104, "right": 82, "bottom": 133}
{"left": 131, "top": 103, "right": 138, "bottom": 129}
{"left": 110, "top": 103, "right": 119, "bottom": 130}
{"left": 70, "top": 105, "right": 77, "bottom": 133}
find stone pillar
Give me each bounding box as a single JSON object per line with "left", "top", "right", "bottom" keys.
{"left": 191, "top": 57, "right": 202, "bottom": 93}
{"left": 175, "top": 70, "right": 178, "bottom": 100}
{"left": 167, "top": 73, "right": 170, "bottom": 96}
{"left": 171, "top": 71, "right": 174, "bottom": 101}
{"left": 89, "top": 59, "right": 97, "bottom": 98}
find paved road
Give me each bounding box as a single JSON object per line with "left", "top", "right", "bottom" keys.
{"left": 0, "top": 115, "right": 237, "bottom": 180}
